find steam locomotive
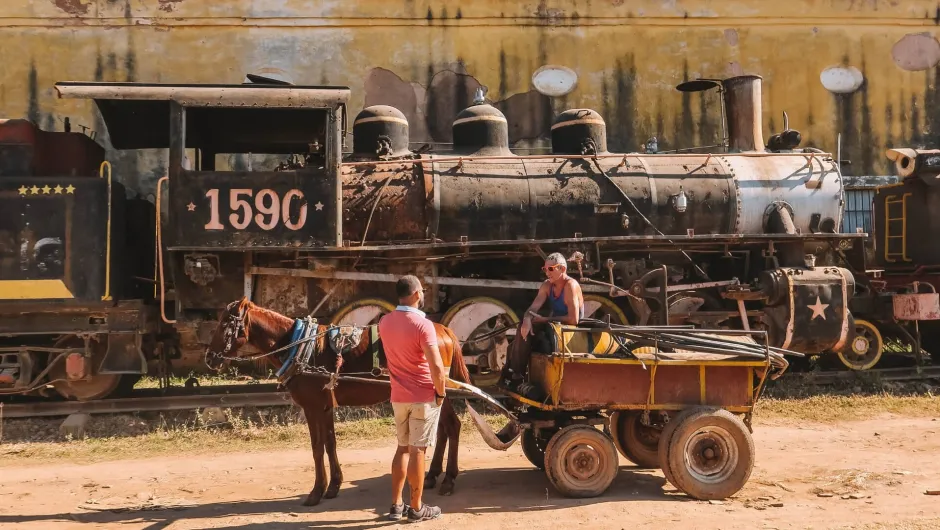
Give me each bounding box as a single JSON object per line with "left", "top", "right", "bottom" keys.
{"left": 1, "top": 74, "right": 935, "bottom": 401}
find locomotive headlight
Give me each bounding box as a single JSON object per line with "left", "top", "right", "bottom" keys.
{"left": 674, "top": 188, "right": 689, "bottom": 213}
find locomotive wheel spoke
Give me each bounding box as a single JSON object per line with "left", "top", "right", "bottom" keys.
{"left": 441, "top": 297, "right": 518, "bottom": 375}
{"left": 331, "top": 298, "right": 396, "bottom": 327}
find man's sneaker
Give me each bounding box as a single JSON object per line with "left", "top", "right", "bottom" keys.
{"left": 408, "top": 504, "right": 442, "bottom": 523}
{"left": 388, "top": 503, "right": 408, "bottom": 521}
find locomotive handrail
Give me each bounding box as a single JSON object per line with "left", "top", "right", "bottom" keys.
{"left": 99, "top": 161, "right": 113, "bottom": 301}
{"left": 156, "top": 176, "right": 175, "bottom": 325}
{"left": 339, "top": 150, "right": 838, "bottom": 168}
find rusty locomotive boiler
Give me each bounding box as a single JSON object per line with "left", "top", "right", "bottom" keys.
{"left": 329, "top": 75, "right": 863, "bottom": 375}
{"left": 8, "top": 71, "right": 926, "bottom": 402}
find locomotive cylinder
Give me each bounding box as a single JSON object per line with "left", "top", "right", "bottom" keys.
{"left": 758, "top": 266, "right": 856, "bottom": 354}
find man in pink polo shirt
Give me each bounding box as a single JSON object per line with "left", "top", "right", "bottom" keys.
{"left": 378, "top": 275, "right": 446, "bottom": 523}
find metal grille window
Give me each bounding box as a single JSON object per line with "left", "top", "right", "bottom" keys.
{"left": 840, "top": 176, "right": 898, "bottom": 234}
{"left": 843, "top": 187, "right": 875, "bottom": 234}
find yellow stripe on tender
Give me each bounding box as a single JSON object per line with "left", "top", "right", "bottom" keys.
{"left": 0, "top": 280, "right": 74, "bottom": 299}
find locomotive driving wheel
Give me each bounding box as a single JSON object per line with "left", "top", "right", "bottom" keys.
{"left": 331, "top": 298, "right": 396, "bottom": 327}
{"left": 836, "top": 319, "right": 884, "bottom": 371}
{"left": 609, "top": 411, "right": 664, "bottom": 469}
{"left": 48, "top": 335, "right": 123, "bottom": 401}
{"left": 441, "top": 297, "right": 518, "bottom": 380}
{"left": 582, "top": 294, "right": 629, "bottom": 325}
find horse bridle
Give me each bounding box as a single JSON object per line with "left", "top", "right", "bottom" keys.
{"left": 205, "top": 302, "right": 250, "bottom": 368}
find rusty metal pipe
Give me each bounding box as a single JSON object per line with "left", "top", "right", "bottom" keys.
{"left": 340, "top": 150, "right": 825, "bottom": 168}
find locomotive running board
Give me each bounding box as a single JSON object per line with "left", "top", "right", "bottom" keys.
{"left": 447, "top": 378, "right": 522, "bottom": 451}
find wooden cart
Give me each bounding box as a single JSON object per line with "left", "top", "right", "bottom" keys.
{"left": 501, "top": 323, "right": 779, "bottom": 501}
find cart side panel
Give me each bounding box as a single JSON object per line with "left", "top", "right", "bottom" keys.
{"left": 703, "top": 366, "right": 753, "bottom": 408}
{"left": 552, "top": 361, "right": 652, "bottom": 406}
{"left": 652, "top": 365, "right": 703, "bottom": 405}
{"left": 530, "top": 355, "right": 758, "bottom": 410}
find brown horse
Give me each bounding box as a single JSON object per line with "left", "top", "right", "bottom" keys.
{"left": 205, "top": 298, "right": 472, "bottom": 506}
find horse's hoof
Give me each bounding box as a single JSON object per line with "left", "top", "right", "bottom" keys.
{"left": 324, "top": 487, "right": 340, "bottom": 499}
{"left": 438, "top": 479, "right": 455, "bottom": 496}
{"left": 302, "top": 493, "right": 322, "bottom": 507}
{"left": 423, "top": 475, "right": 438, "bottom": 489}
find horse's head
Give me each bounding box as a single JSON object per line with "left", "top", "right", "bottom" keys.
{"left": 205, "top": 298, "right": 253, "bottom": 371}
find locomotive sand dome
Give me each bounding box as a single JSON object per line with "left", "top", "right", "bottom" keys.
{"left": 551, "top": 108, "right": 608, "bottom": 155}
{"left": 452, "top": 96, "right": 511, "bottom": 156}
{"left": 351, "top": 105, "right": 411, "bottom": 159}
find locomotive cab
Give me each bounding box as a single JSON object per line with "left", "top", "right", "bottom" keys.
{"left": 0, "top": 117, "right": 157, "bottom": 400}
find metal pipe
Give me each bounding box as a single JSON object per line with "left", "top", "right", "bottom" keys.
{"left": 331, "top": 105, "right": 344, "bottom": 247}
{"left": 156, "top": 176, "right": 176, "bottom": 324}
{"left": 248, "top": 266, "right": 613, "bottom": 293}
{"left": 340, "top": 150, "right": 831, "bottom": 169}
{"left": 99, "top": 161, "right": 113, "bottom": 301}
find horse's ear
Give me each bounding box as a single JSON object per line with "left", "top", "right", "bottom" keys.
{"left": 236, "top": 297, "right": 251, "bottom": 317}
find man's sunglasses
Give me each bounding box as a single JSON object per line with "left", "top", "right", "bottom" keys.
{"left": 541, "top": 264, "right": 562, "bottom": 272}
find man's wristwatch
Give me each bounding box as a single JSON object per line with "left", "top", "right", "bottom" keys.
{"left": 435, "top": 391, "right": 446, "bottom": 399}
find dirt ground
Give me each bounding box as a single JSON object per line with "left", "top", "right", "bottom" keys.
{"left": 1, "top": 415, "right": 939, "bottom": 530}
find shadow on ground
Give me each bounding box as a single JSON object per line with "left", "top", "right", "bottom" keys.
{"left": 0, "top": 464, "right": 685, "bottom": 530}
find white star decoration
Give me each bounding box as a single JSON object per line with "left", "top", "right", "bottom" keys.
{"left": 807, "top": 296, "right": 829, "bottom": 321}
{"left": 314, "top": 201, "right": 324, "bottom": 211}
{"left": 187, "top": 202, "right": 196, "bottom": 212}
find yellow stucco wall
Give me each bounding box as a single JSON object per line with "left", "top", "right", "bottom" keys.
{"left": 3, "top": 0, "right": 940, "bottom": 193}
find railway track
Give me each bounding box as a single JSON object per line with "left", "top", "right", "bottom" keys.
{"left": 2, "top": 366, "right": 938, "bottom": 420}
{"left": 780, "top": 365, "right": 940, "bottom": 385}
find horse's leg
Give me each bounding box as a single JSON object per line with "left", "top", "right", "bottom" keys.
{"left": 303, "top": 402, "right": 328, "bottom": 506}
{"left": 438, "top": 398, "right": 461, "bottom": 496}
{"left": 424, "top": 417, "right": 447, "bottom": 489}
{"left": 323, "top": 402, "right": 344, "bottom": 499}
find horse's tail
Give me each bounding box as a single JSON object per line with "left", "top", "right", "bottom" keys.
{"left": 441, "top": 325, "right": 473, "bottom": 385}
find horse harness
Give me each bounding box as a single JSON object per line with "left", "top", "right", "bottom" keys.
{"left": 274, "top": 317, "right": 387, "bottom": 395}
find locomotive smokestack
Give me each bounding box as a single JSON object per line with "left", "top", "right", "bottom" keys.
{"left": 721, "top": 75, "right": 765, "bottom": 152}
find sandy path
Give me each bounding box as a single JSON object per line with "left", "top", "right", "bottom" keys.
{"left": 1, "top": 416, "right": 939, "bottom": 530}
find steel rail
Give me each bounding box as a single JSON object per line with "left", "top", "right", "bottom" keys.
{"left": 2, "top": 366, "right": 937, "bottom": 420}
{"left": 0, "top": 382, "right": 495, "bottom": 420}
{"left": 781, "top": 365, "right": 940, "bottom": 385}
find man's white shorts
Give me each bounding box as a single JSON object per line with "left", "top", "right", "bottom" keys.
{"left": 392, "top": 402, "right": 442, "bottom": 448}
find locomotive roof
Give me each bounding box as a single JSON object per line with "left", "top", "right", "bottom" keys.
{"left": 54, "top": 81, "right": 350, "bottom": 152}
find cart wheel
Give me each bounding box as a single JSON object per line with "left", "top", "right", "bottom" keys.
{"left": 521, "top": 428, "right": 554, "bottom": 470}
{"left": 657, "top": 408, "right": 698, "bottom": 488}
{"left": 665, "top": 408, "right": 755, "bottom": 500}
{"left": 544, "top": 425, "right": 619, "bottom": 498}
{"left": 609, "top": 411, "right": 662, "bottom": 469}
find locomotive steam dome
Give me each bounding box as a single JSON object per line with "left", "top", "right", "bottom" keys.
{"left": 452, "top": 100, "right": 511, "bottom": 156}
{"left": 551, "top": 109, "right": 608, "bottom": 155}
{"left": 352, "top": 105, "right": 411, "bottom": 158}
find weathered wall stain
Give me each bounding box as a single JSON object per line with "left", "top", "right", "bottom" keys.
{"left": 52, "top": 0, "right": 90, "bottom": 16}
{"left": 364, "top": 66, "right": 552, "bottom": 146}
{"left": 494, "top": 90, "right": 553, "bottom": 144}
{"left": 158, "top": 0, "right": 184, "bottom": 13}
{"left": 7, "top": 0, "right": 940, "bottom": 195}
